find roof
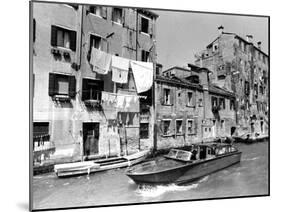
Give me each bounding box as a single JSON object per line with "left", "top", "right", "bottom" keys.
{"left": 137, "top": 9, "right": 159, "bottom": 18}
{"left": 205, "top": 32, "right": 268, "bottom": 57}
{"left": 155, "top": 75, "right": 203, "bottom": 90}
{"left": 209, "top": 84, "right": 235, "bottom": 98}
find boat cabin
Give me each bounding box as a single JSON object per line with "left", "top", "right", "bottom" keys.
{"left": 165, "top": 143, "right": 238, "bottom": 162}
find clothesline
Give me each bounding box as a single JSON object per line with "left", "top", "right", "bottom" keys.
{"left": 102, "top": 91, "right": 147, "bottom": 99}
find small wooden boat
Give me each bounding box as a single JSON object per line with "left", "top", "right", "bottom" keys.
{"left": 126, "top": 143, "right": 241, "bottom": 185}
{"left": 54, "top": 150, "right": 150, "bottom": 177}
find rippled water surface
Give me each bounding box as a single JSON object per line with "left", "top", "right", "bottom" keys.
{"left": 33, "top": 142, "right": 269, "bottom": 210}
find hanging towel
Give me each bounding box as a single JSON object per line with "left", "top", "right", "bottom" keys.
{"left": 117, "top": 95, "right": 125, "bottom": 108}
{"left": 112, "top": 56, "right": 130, "bottom": 84}
{"left": 90, "top": 47, "right": 112, "bottom": 75}
{"left": 130, "top": 61, "right": 153, "bottom": 93}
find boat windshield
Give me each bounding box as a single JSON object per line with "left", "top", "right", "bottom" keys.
{"left": 166, "top": 149, "right": 192, "bottom": 162}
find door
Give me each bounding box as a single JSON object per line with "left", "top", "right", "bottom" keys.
{"left": 83, "top": 122, "right": 100, "bottom": 156}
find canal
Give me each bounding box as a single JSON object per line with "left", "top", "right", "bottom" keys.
{"left": 32, "top": 141, "right": 269, "bottom": 210}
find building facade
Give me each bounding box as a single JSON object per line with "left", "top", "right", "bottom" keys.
{"left": 194, "top": 27, "right": 269, "bottom": 136}
{"left": 154, "top": 65, "right": 236, "bottom": 150}
{"left": 32, "top": 2, "right": 158, "bottom": 165}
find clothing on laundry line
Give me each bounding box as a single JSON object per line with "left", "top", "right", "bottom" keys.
{"left": 111, "top": 55, "right": 130, "bottom": 84}
{"left": 130, "top": 60, "right": 153, "bottom": 93}
{"left": 90, "top": 47, "right": 112, "bottom": 75}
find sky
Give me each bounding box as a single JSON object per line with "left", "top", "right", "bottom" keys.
{"left": 153, "top": 10, "right": 269, "bottom": 70}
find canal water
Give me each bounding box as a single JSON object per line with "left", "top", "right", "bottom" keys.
{"left": 32, "top": 141, "right": 269, "bottom": 210}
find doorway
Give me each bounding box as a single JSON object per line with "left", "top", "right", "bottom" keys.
{"left": 83, "top": 122, "right": 100, "bottom": 156}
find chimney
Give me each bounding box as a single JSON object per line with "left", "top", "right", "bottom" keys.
{"left": 246, "top": 35, "right": 253, "bottom": 43}
{"left": 218, "top": 25, "right": 224, "bottom": 35}
{"left": 257, "top": 41, "right": 262, "bottom": 49}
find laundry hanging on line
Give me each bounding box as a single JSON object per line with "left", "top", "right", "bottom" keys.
{"left": 111, "top": 55, "right": 130, "bottom": 84}
{"left": 90, "top": 47, "right": 112, "bottom": 75}
{"left": 130, "top": 60, "right": 153, "bottom": 93}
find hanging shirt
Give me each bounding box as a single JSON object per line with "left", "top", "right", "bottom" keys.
{"left": 111, "top": 56, "right": 130, "bottom": 84}
{"left": 130, "top": 61, "right": 153, "bottom": 93}
{"left": 90, "top": 48, "right": 112, "bottom": 75}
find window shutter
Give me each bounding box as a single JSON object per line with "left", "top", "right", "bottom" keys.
{"left": 48, "top": 73, "right": 56, "bottom": 96}
{"left": 170, "top": 89, "right": 174, "bottom": 105}
{"left": 138, "top": 16, "right": 142, "bottom": 33}
{"left": 81, "top": 79, "right": 88, "bottom": 101}
{"left": 122, "top": 9, "right": 125, "bottom": 25}
{"left": 159, "top": 120, "right": 164, "bottom": 134}
{"left": 149, "top": 19, "right": 153, "bottom": 36}
{"left": 50, "top": 26, "right": 57, "bottom": 47}
{"left": 69, "top": 30, "right": 77, "bottom": 51}
{"left": 101, "top": 7, "right": 107, "bottom": 19}
{"left": 68, "top": 75, "right": 76, "bottom": 98}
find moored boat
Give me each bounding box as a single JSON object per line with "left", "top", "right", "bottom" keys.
{"left": 54, "top": 150, "right": 150, "bottom": 177}
{"left": 126, "top": 143, "right": 241, "bottom": 185}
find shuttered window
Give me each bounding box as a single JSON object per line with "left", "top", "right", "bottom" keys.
{"left": 82, "top": 78, "right": 103, "bottom": 101}
{"left": 48, "top": 73, "right": 76, "bottom": 98}
{"left": 140, "top": 17, "right": 149, "bottom": 33}
{"left": 112, "top": 8, "right": 123, "bottom": 24}
{"left": 51, "top": 25, "right": 76, "bottom": 51}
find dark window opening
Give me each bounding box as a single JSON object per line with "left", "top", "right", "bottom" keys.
{"left": 51, "top": 26, "right": 76, "bottom": 51}
{"left": 33, "top": 19, "right": 36, "bottom": 42}
{"left": 82, "top": 78, "right": 103, "bottom": 101}
{"left": 244, "top": 81, "right": 250, "bottom": 95}
{"left": 141, "top": 17, "right": 149, "bottom": 33}
{"left": 163, "top": 88, "right": 171, "bottom": 105}
{"left": 112, "top": 8, "right": 123, "bottom": 24}
{"left": 211, "top": 96, "right": 218, "bottom": 109}
{"left": 141, "top": 50, "right": 150, "bottom": 62}
{"left": 218, "top": 75, "right": 226, "bottom": 80}
{"left": 176, "top": 120, "right": 183, "bottom": 134}
{"left": 187, "top": 120, "right": 195, "bottom": 135}
{"left": 187, "top": 92, "right": 194, "bottom": 107}
{"left": 140, "top": 123, "right": 149, "bottom": 139}
{"left": 230, "top": 99, "right": 235, "bottom": 110}
{"left": 162, "top": 120, "right": 171, "bottom": 135}
{"left": 48, "top": 73, "right": 76, "bottom": 98}
{"left": 219, "top": 98, "right": 225, "bottom": 109}
{"left": 89, "top": 6, "right": 101, "bottom": 16}
{"left": 33, "top": 122, "right": 50, "bottom": 148}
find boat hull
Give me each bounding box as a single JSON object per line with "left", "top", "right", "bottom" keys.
{"left": 126, "top": 152, "right": 242, "bottom": 185}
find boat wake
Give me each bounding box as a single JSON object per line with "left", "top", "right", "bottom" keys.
{"left": 243, "top": 157, "right": 259, "bottom": 161}
{"left": 135, "top": 176, "right": 209, "bottom": 198}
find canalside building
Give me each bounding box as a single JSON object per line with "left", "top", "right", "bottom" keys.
{"left": 32, "top": 2, "right": 158, "bottom": 165}
{"left": 194, "top": 26, "right": 269, "bottom": 136}
{"left": 154, "top": 64, "right": 236, "bottom": 151}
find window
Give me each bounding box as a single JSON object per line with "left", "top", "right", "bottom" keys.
{"left": 90, "top": 34, "right": 102, "bottom": 50}
{"left": 220, "top": 120, "right": 225, "bottom": 129}
{"left": 187, "top": 92, "right": 194, "bottom": 107}
{"left": 33, "top": 122, "right": 50, "bottom": 147}
{"left": 230, "top": 99, "right": 235, "bottom": 110}
{"left": 112, "top": 8, "right": 123, "bottom": 24}
{"left": 260, "top": 85, "right": 264, "bottom": 95}
{"left": 141, "top": 50, "right": 150, "bottom": 62}
{"left": 140, "top": 16, "right": 149, "bottom": 33}
{"left": 257, "top": 101, "right": 260, "bottom": 112}
{"left": 219, "top": 98, "right": 225, "bottom": 109}
{"left": 33, "top": 19, "right": 36, "bottom": 42}
{"left": 140, "top": 123, "right": 149, "bottom": 139}
{"left": 254, "top": 83, "right": 258, "bottom": 97}
{"left": 198, "top": 98, "right": 203, "bottom": 107}
{"left": 82, "top": 78, "right": 103, "bottom": 101}
{"left": 51, "top": 26, "right": 76, "bottom": 51}
{"left": 218, "top": 75, "right": 226, "bottom": 80}
{"left": 89, "top": 6, "right": 102, "bottom": 16}
{"left": 162, "top": 120, "right": 171, "bottom": 135}
{"left": 211, "top": 96, "right": 218, "bottom": 108}
{"left": 176, "top": 120, "right": 183, "bottom": 134}
{"left": 244, "top": 81, "right": 250, "bottom": 95}
{"left": 187, "top": 119, "right": 195, "bottom": 135}
{"left": 48, "top": 73, "right": 76, "bottom": 98}
{"left": 163, "top": 88, "right": 171, "bottom": 105}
